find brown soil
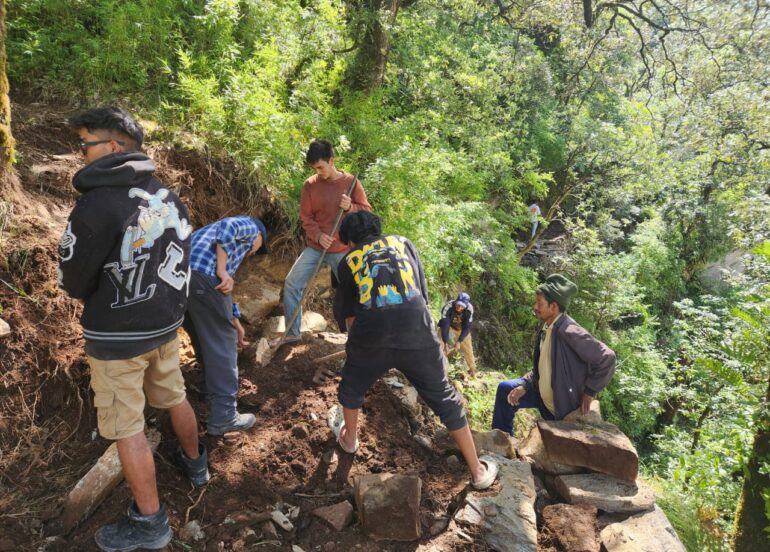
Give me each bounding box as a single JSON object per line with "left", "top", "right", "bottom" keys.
{"left": 0, "top": 105, "right": 490, "bottom": 551}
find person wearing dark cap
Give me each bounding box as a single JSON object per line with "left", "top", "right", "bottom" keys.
{"left": 438, "top": 292, "right": 477, "bottom": 377}
{"left": 328, "top": 211, "right": 499, "bottom": 490}
{"left": 492, "top": 274, "right": 616, "bottom": 434}
{"left": 184, "top": 216, "right": 268, "bottom": 435}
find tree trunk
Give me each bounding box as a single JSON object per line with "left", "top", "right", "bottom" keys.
{"left": 0, "top": 0, "right": 14, "bottom": 172}
{"left": 733, "top": 375, "right": 770, "bottom": 551}
{"left": 346, "top": 0, "right": 399, "bottom": 92}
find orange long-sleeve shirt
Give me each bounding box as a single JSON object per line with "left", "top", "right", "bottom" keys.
{"left": 300, "top": 172, "right": 372, "bottom": 253}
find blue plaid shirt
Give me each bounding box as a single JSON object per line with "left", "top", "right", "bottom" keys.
{"left": 190, "top": 216, "right": 267, "bottom": 318}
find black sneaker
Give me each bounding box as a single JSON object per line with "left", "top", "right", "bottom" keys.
{"left": 94, "top": 502, "right": 172, "bottom": 552}
{"left": 207, "top": 412, "right": 256, "bottom": 436}
{"left": 174, "top": 444, "right": 210, "bottom": 487}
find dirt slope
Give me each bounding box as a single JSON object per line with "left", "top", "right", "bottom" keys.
{"left": 0, "top": 105, "right": 492, "bottom": 551}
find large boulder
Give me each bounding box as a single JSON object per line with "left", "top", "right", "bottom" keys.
{"left": 236, "top": 280, "right": 281, "bottom": 323}
{"left": 538, "top": 420, "right": 639, "bottom": 481}
{"left": 555, "top": 473, "right": 655, "bottom": 514}
{"left": 264, "top": 312, "right": 328, "bottom": 337}
{"left": 600, "top": 506, "right": 686, "bottom": 552}
{"left": 353, "top": 473, "right": 421, "bottom": 541}
{"left": 542, "top": 503, "right": 599, "bottom": 552}
{"left": 454, "top": 455, "right": 538, "bottom": 552}
{"left": 472, "top": 429, "right": 516, "bottom": 459}
{"left": 517, "top": 425, "right": 584, "bottom": 475}
{"left": 434, "top": 429, "right": 516, "bottom": 459}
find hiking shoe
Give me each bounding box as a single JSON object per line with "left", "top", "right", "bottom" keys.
{"left": 94, "top": 502, "right": 172, "bottom": 552}
{"left": 174, "top": 444, "right": 209, "bottom": 487}
{"left": 207, "top": 412, "right": 256, "bottom": 436}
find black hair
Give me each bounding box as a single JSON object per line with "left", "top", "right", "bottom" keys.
{"left": 69, "top": 107, "right": 144, "bottom": 149}
{"left": 536, "top": 290, "right": 566, "bottom": 313}
{"left": 339, "top": 211, "right": 382, "bottom": 246}
{"left": 306, "top": 139, "right": 334, "bottom": 164}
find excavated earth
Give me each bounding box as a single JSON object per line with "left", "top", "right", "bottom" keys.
{"left": 1, "top": 105, "right": 500, "bottom": 551}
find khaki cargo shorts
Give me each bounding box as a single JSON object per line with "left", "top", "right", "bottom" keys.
{"left": 88, "top": 337, "right": 187, "bottom": 440}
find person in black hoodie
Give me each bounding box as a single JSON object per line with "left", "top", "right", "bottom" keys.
{"left": 59, "top": 107, "right": 208, "bottom": 552}
{"left": 329, "top": 211, "right": 499, "bottom": 491}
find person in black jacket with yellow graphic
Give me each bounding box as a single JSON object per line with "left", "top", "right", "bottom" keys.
{"left": 58, "top": 107, "right": 207, "bottom": 552}
{"left": 328, "top": 211, "right": 499, "bottom": 490}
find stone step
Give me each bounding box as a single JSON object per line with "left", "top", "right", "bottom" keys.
{"left": 454, "top": 455, "right": 538, "bottom": 552}
{"left": 555, "top": 473, "right": 655, "bottom": 514}
{"left": 538, "top": 420, "right": 639, "bottom": 481}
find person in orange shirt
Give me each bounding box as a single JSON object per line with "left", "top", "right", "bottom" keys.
{"left": 280, "top": 140, "right": 372, "bottom": 342}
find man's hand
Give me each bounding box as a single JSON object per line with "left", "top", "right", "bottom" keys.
{"left": 507, "top": 386, "right": 527, "bottom": 406}
{"left": 580, "top": 393, "right": 593, "bottom": 415}
{"left": 453, "top": 342, "right": 461, "bottom": 352}
{"left": 339, "top": 194, "right": 352, "bottom": 212}
{"left": 233, "top": 318, "right": 250, "bottom": 347}
{"left": 318, "top": 233, "right": 334, "bottom": 250}
{"left": 441, "top": 343, "right": 450, "bottom": 356}
{"left": 215, "top": 272, "right": 234, "bottom": 295}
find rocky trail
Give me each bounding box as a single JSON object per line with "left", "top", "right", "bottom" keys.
{"left": 0, "top": 106, "right": 687, "bottom": 551}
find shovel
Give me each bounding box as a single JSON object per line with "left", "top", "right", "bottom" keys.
{"left": 255, "top": 175, "right": 359, "bottom": 367}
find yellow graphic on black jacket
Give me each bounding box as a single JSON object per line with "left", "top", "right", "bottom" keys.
{"left": 345, "top": 236, "right": 421, "bottom": 308}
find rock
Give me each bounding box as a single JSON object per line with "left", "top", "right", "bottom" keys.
{"left": 429, "top": 517, "right": 449, "bottom": 536}
{"left": 517, "top": 425, "right": 584, "bottom": 475}
{"left": 413, "top": 433, "right": 432, "bottom": 449}
{"left": 472, "top": 429, "right": 516, "bottom": 459}
{"left": 292, "top": 546, "right": 306, "bottom": 552}
{"left": 600, "top": 506, "right": 686, "bottom": 552}
{"left": 53, "top": 429, "right": 161, "bottom": 535}
{"left": 286, "top": 504, "right": 300, "bottom": 520}
{"left": 254, "top": 337, "right": 271, "bottom": 366}
{"left": 446, "top": 455, "right": 459, "bottom": 466}
{"left": 179, "top": 520, "right": 205, "bottom": 542}
{"left": 291, "top": 423, "right": 310, "bottom": 439}
{"left": 564, "top": 400, "right": 603, "bottom": 424}
{"left": 271, "top": 509, "right": 294, "bottom": 531}
{"left": 354, "top": 473, "right": 422, "bottom": 541}
{"left": 318, "top": 332, "right": 347, "bottom": 345}
{"left": 236, "top": 280, "right": 281, "bottom": 323}
{"left": 538, "top": 420, "right": 639, "bottom": 481}
{"left": 265, "top": 312, "right": 327, "bottom": 337}
{"left": 313, "top": 500, "right": 354, "bottom": 531}
{"left": 454, "top": 455, "right": 538, "bottom": 552}
{"left": 555, "top": 473, "right": 655, "bottom": 514}
{"left": 382, "top": 373, "right": 421, "bottom": 416}
{"left": 0, "top": 318, "right": 10, "bottom": 338}
{"left": 542, "top": 503, "right": 599, "bottom": 552}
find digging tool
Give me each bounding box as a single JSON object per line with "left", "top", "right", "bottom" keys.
{"left": 255, "top": 175, "right": 359, "bottom": 367}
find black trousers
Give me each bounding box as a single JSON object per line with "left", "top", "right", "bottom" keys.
{"left": 338, "top": 343, "right": 467, "bottom": 431}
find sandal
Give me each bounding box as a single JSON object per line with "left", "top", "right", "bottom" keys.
{"left": 471, "top": 455, "right": 499, "bottom": 490}
{"left": 327, "top": 404, "right": 359, "bottom": 454}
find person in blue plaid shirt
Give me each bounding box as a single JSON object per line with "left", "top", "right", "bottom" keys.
{"left": 183, "top": 216, "right": 268, "bottom": 435}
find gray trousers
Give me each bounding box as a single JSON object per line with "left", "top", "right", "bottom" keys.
{"left": 183, "top": 271, "right": 238, "bottom": 426}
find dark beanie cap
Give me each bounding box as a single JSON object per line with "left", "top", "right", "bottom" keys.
{"left": 537, "top": 274, "right": 577, "bottom": 309}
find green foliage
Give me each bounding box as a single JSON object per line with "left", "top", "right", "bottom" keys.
{"left": 7, "top": 0, "right": 770, "bottom": 542}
